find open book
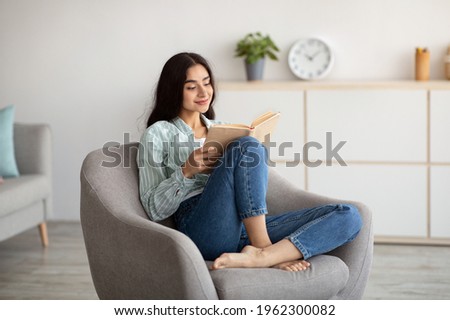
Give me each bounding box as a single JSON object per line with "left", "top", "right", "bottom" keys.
{"left": 205, "top": 111, "right": 280, "bottom": 152}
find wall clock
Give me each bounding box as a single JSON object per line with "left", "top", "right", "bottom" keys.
{"left": 288, "top": 38, "right": 334, "bottom": 80}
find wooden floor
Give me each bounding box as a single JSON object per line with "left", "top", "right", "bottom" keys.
{"left": 0, "top": 221, "right": 97, "bottom": 299}
{"left": 1, "top": 221, "right": 449, "bottom": 300}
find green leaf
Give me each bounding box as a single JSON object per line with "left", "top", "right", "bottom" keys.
{"left": 234, "top": 32, "right": 279, "bottom": 62}
{"left": 267, "top": 51, "right": 278, "bottom": 61}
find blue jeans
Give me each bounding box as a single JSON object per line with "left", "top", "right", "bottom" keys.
{"left": 174, "top": 136, "right": 362, "bottom": 261}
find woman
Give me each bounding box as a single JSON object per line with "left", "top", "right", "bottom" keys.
{"left": 138, "top": 52, "right": 362, "bottom": 271}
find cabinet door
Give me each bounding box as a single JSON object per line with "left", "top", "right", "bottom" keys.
{"left": 308, "top": 164, "right": 428, "bottom": 237}
{"left": 431, "top": 167, "right": 450, "bottom": 238}
{"left": 307, "top": 90, "right": 427, "bottom": 162}
{"left": 430, "top": 90, "right": 450, "bottom": 162}
{"left": 214, "top": 90, "right": 304, "bottom": 161}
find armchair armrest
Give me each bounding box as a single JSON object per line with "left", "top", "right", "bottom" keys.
{"left": 80, "top": 148, "right": 218, "bottom": 299}
{"left": 14, "top": 123, "right": 52, "bottom": 176}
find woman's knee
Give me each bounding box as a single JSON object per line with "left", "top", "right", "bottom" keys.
{"left": 226, "top": 136, "right": 267, "bottom": 163}
{"left": 340, "top": 204, "right": 363, "bottom": 239}
{"left": 228, "top": 136, "right": 263, "bottom": 151}
{"left": 237, "top": 135, "right": 259, "bottom": 144}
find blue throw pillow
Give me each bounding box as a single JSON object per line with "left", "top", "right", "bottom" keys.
{"left": 0, "top": 105, "right": 20, "bottom": 177}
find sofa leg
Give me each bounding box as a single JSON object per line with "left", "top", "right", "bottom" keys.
{"left": 39, "top": 223, "right": 49, "bottom": 247}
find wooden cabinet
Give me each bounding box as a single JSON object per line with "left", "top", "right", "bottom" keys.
{"left": 307, "top": 90, "right": 428, "bottom": 238}
{"left": 431, "top": 90, "right": 450, "bottom": 162}
{"left": 307, "top": 90, "right": 427, "bottom": 162}
{"left": 308, "top": 164, "right": 428, "bottom": 237}
{"left": 430, "top": 91, "right": 450, "bottom": 239}
{"left": 431, "top": 167, "right": 450, "bottom": 238}
{"left": 218, "top": 81, "right": 450, "bottom": 245}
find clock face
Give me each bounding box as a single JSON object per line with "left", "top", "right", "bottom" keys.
{"left": 288, "top": 38, "right": 334, "bottom": 80}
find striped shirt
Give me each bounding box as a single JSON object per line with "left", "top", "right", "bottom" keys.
{"left": 137, "top": 114, "right": 223, "bottom": 221}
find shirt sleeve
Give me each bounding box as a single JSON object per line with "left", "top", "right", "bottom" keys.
{"left": 137, "top": 127, "right": 196, "bottom": 221}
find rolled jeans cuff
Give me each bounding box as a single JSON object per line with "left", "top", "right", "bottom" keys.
{"left": 288, "top": 236, "right": 311, "bottom": 260}
{"left": 239, "top": 208, "right": 268, "bottom": 220}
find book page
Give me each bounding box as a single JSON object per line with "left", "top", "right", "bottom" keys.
{"left": 207, "top": 124, "right": 250, "bottom": 130}
{"left": 251, "top": 111, "right": 277, "bottom": 127}
{"left": 252, "top": 112, "right": 280, "bottom": 142}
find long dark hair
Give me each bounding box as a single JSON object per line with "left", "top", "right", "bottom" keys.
{"left": 146, "top": 52, "right": 216, "bottom": 128}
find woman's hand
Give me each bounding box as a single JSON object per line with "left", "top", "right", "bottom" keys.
{"left": 182, "top": 146, "right": 222, "bottom": 178}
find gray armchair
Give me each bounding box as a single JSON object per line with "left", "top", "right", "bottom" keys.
{"left": 0, "top": 123, "right": 52, "bottom": 246}
{"left": 80, "top": 143, "right": 373, "bottom": 299}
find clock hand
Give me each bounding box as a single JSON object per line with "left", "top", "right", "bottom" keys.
{"left": 303, "top": 53, "right": 313, "bottom": 61}
{"left": 311, "top": 51, "right": 321, "bottom": 59}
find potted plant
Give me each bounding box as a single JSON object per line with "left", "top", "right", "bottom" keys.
{"left": 235, "top": 32, "right": 280, "bottom": 81}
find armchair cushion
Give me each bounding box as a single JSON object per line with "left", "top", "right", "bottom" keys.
{"left": 209, "top": 255, "right": 349, "bottom": 299}
{"left": 0, "top": 105, "right": 19, "bottom": 177}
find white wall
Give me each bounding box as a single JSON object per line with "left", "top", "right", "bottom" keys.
{"left": 1, "top": 0, "right": 449, "bottom": 220}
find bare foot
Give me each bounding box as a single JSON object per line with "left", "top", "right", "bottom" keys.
{"left": 212, "top": 245, "right": 265, "bottom": 270}
{"left": 212, "top": 240, "right": 305, "bottom": 271}
{"left": 273, "top": 260, "right": 310, "bottom": 272}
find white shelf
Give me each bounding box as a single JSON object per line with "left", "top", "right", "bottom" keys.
{"left": 218, "top": 80, "right": 450, "bottom": 91}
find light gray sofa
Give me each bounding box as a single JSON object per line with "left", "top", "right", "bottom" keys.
{"left": 0, "top": 123, "right": 52, "bottom": 246}
{"left": 80, "top": 143, "right": 373, "bottom": 299}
